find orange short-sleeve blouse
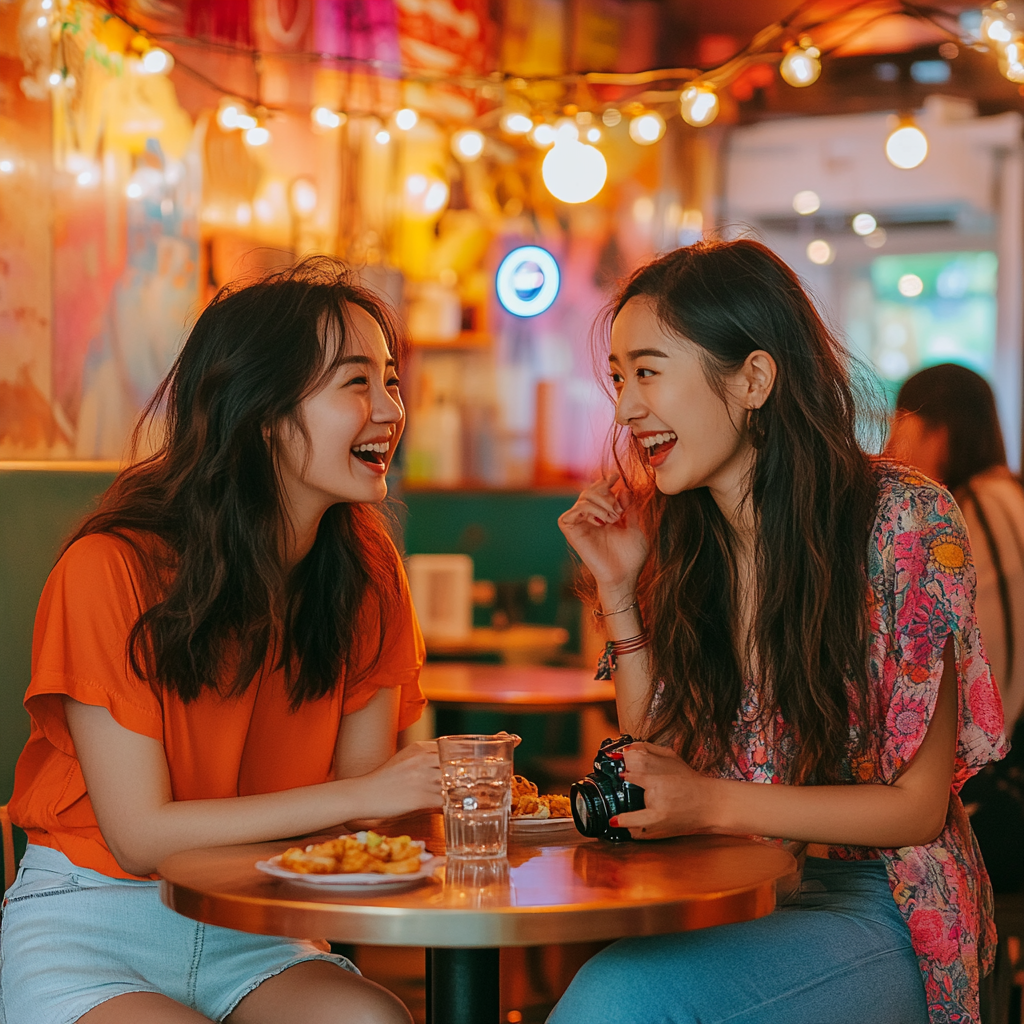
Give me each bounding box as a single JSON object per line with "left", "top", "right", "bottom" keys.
{"left": 8, "top": 531, "right": 426, "bottom": 880}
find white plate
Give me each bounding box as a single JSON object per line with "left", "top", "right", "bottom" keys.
{"left": 255, "top": 851, "right": 442, "bottom": 890}
{"left": 510, "top": 816, "right": 578, "bottom": 834}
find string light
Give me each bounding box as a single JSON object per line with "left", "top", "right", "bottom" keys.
{"left": 806, "top": 239, "right": 834, "bottom": 265}
{"left": 126, "top": 182, "right": 143, "bottom": 198}
{"left": 679, "top": 85, "right": 719, "bottom": 127}
{"left": 48, "top": 71, "right": 62, "bottom": 86}
{"left": 375, "top": 129, "right": 391, "bottom": 145}
{"left": 601, "top": 109, "right": 622, "bottom": 127}
{"left": 852, "top": 212, "right": 877, "bottom": 235}
{"left": 141, "top": 48, "right": 173, "bottom": 74}
{"left": 981, "top": 4, "right": 1016, "bottom": 44}
{"left": 312, "top": 106, "right": 346, "bottom": 130}
{"left": 404, "top": 173, "right": 449, "bottom": 216}
{"left": 1000, "top": 37, "right": 1024, "bottom": 81}
{"left": 530, "top": 123, "right": 556, "bottom": 148}
{"left": 541, "top": 139, "right": 607, "bottom": 203}
{"left": 217, "top": 99, "right": 244, "bottom": 130}
{"left": 501, "top": 111, "right": 533, "bottom": 135}
{"left": 779, "top": 45, "right": 821, "bottom": 87}
{"left": 289, "top": 177, "right": 318, "bottom": 216}
{"left": 885, "top": 119, "right": 928, "bottom": 169}
{"left": 0, "top": 160, "right": 14, "bottom": 174}
{"left": 395, "top": 108, "right": 418, "bottom": 131}
{"left": 792, "top": 190, "right": 820, "bottom": 215}
{"left": 629, "top": 111, "right": 666, "bottom": 145}
{"left": 586, "top": 126, "right": 601, "bottom": 143}
{"left": 452, "top": 129, "right": 485, "bottom": 161}
{"left": 245, "top": 125, "right": 270, "bottom": 146}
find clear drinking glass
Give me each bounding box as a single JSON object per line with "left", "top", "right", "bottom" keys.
{"left": 442, "top": 857, "right": 511, "bottom": 908}
{"left": 437, "top": 733, "right": 517, "bottom": 858}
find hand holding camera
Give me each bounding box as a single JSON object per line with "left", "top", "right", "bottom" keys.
{"left": 571, "top": 736, "right": 715, "bottom": 841}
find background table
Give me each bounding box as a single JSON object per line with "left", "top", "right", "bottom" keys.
{"left": 159, "top": 814, "right": 797, "bottom": 1024}
{"left": 419, "top": 663, "right": 616, "bottom": 715}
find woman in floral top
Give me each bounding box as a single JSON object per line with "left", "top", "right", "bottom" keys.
{"left": 553, "top": 240, "right": 1007, "bottom": 1024}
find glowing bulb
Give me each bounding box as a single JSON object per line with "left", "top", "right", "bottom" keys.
{"left": 41, "top": 0, "right": 52, "bottom": 7}
{"left": 404, "top": 173, "right": 449, "bottom": 216}
{"left": 629, "top": 111, "right": 666, "bottom": 145}
{"left": 1000, "top": 39, "right": 1024, "bottom": 80}
{"left": 898, "top": 273, "right": 924, "bottom": 297}
{"left": 37, "top": 15, "right": 47, "bottom": 27}
{"left": 289, "top": 177, "right": 318, "bottom": 216}
{"left": 217, "top": 101, "right": 242, "bottom": 130}
{"left": 501, "top": 111, "right": 533, "bottom": 135}
{"left": 852, "top": 212, "right": 877, "bottom": 236}
{"left": 586, "top": 126, "right": 602, "bottom": 143}
{"left": 375, "top": 129, "right": 391, "bottom": 145}
{"left": 395, "top": 107, "right": 418, "bottom": 131}
{"left": 530, "top": 123, "right": 556, "bottom": 148}
{"left": 312, "top": 106, "right": 345, "bottom": 129}
{"left": 76, "top": 169, "right": 96, "bottom": 187}
{"left": 780, "top": 46, "right": 821, "bottom": 87}
{"left": 541, "top": 140, "right": 607, "bottom": 203}
{"left": 141, "top": 48, "right": 172, "bottom": 74}
{"left": 0, "top": 160, "right": 14, "bottom": 174}
{"left": 452, "top": 128, "right": 485, "bottom": 161}
{"left": 236, "top": 112, "right": 258, "bottom": 131}
{"left": 48, "top": 71, "right": 62, "bottom": 86}
{"left": 806, "top": 239, "right": 834, "bottom": 265}
{"left": 982, "top": 6, "right": 1015, "bottom": 44}
{"left": 601, "top": 108, "right": 622, "bottom": 127}
{"left": 792, "top": 190, "right": 820, "bottom": 215}
{"left": 885, "top": 122, "right": 928, "bottom": 169}
{"left": 245, "top": 126, "right": 270, "bottom": 146}
{"left": 679, "top": 85, "right": 719, "bottom": 127}
{"left": 126, "top": 182, "right": 143, "bottom": 199}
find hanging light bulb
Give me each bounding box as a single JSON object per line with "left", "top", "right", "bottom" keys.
{"left": 530, "top": 123, "right": 557, "bottom": 148}
{"left": 312, "top": 106, "right": 346, "bottom": 130}
{"left": 679, "top": 84, "right": 719, "bottom": 127}
{"left": 141, "top": 48, "right": 173, "bottom": 74}
{"left": 982, "top": 4, "right": 1016, "bottom": 45}
{"left": 395, "top": 107, "right": 418, "bottom": 131}
{"left": 451, "top": 129, "right": 485, "bottom": 161}
{"left": 1000, "top": 37, "right": 1024, "bottom": 80}
{"left": 245, "top": 125, "right": 270, "bottom": 147}
{"left": 779, "top": 45, "right": 821, "bottom": 87}
{"left": 404, "top": 173, "right": 449, "bottom": 217}
{"left": 501, "top": 111, "right": 533, "bottom": 135}
{"left": 885, "top": 118, "right": 928, "bottom": 169}
{"left": 217, "top": 99, "right": 244, "bottom": 130}
{"left": 541, "top": 139, "right": 607, "bottom": 203}
{"left": 629, "top": 111, "right": 666, "bottom": 145}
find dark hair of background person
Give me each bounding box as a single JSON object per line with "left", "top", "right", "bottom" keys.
{"left": 67, "top": 256, "right": 408, "bottom": 708}
{"left": 600, "top": 239, "right": 879, "bottom": 786}
{"left": 895, "top": 363, "right": 1007, "bottom": 492}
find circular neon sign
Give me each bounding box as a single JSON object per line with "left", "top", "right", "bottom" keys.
{"left": 496, "top": 246, "right": 560, "bottom": 317}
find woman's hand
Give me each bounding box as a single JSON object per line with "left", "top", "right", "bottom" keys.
{"left": 558, "top": 473, "right": 649, "bottom": 600}
{"left": 612, "top": 742, "right": 716, "bottom": 840}
{"left": 346, "top": 741, "right": 443, "bottom": 822}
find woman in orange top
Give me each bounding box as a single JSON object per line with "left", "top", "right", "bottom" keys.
{"left": 2, "top": 259, "right": 439, "bottom": 1024}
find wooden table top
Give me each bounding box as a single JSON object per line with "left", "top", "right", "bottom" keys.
{"left": 159, "top": 813, "right": 797, "bottom": 948}
{"left": 419, "top": 663, "right": 616, "bottom": 713}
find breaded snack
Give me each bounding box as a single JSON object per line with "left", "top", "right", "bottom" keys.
{"left": 275, "top": 832, "right": 425, "bottom": 874}
{"left": 510, "top": 775, "right": 572, "bottom": 818}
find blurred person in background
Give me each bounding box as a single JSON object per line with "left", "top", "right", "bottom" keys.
{"left": 887, "top": 362, "right": 1023, "bottom": 892}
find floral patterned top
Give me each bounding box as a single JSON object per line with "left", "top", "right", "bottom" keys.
{"left": 715, "top": 463, "right": 1008, "bottom": 1024}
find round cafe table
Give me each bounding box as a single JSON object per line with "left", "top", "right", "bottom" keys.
{"left": 159, "top": 814, "right": 796, "bottom": 1024}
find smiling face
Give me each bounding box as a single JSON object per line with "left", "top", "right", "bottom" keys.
{"left": 610, "top": 297, "right": 765, "bottom": 502}
{"left": 275, "top": 303, "right": 405, "bottom": 525}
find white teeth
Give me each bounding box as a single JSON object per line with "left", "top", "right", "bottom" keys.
{"left": 353, "top": 442, "right": 390, "bottom": 454}
{"left": 639, "top": 432, "right": 677, "bottom": 448}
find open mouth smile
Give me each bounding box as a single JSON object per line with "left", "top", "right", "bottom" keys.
{"left": 638, "top": 431, "right": 677, "bottom": 467}
{"left": 351, "top": 439, "right": 391, "bottom": 474}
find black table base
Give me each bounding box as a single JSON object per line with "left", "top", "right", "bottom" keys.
{"left": 426, "top": 947, "right": 500, "bottom": 1024}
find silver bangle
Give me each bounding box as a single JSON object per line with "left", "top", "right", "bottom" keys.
{"left": 593, "top": 598, "right": 639, "bottom": 619}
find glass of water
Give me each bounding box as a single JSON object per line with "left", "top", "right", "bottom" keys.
{"left": 437, "top": 733, "right": 518, "bottom": 858}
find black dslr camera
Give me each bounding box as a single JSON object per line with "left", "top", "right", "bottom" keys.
{"left": 569, "top": 735, "right": 645, "bottom": 841}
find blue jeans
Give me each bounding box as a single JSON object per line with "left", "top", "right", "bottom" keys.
{"left": 547, "top": 857, "right": 928, "bottom": 1024}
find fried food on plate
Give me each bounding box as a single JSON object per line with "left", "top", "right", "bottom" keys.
{"left": 511, "top": 777, "right": 572, "bottom": 819}
{"left": 277, "top": 831, "right": 425, "bottom": 875}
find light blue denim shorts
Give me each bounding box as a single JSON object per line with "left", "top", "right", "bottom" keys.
{"left": 0, "top": 844, "right": 357, "bottom": 1024}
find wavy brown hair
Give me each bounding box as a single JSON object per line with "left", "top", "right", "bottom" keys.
{"left": 608, "top": 240, "right": 879, "bottom": 785}
{"left": 68, "top": 256, "right": 408, "bottom": 707}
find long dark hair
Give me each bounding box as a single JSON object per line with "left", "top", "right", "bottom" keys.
{"left": 68, "top": 256, "right": 408, "bottom": 707}
{"left": 609, "top": 240, "right": 878, "bottom": 785}
{"left": 895, "top": 363, "right": 1007, "bottom": 492}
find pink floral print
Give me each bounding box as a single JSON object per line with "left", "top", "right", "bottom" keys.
{"left": 714, "top": 463, "right": 1008, "bottom": 1024}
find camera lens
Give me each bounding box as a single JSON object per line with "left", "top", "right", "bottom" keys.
{"left": 570, "top": 778, "right": 610, "bottom": 837}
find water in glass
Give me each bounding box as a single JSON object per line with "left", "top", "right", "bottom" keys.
{"left": 442, "top": 756, "right": 512, "bottom": 857}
